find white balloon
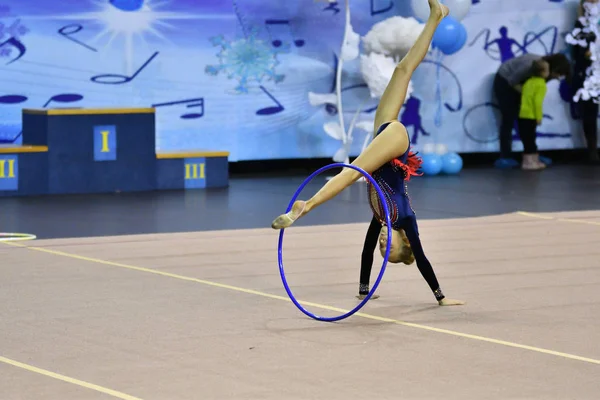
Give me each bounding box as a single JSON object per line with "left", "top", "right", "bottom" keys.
{"left": 443, "top": 0, "right": 471, "bottom": 21}
{"left": 422, "top": 143, "right": 436, "bottom": 154}
{"left": 435, "top": 143, "right": 448, "bottom": 155}
{"left": 410, "top": 0, "right": 430, "bottom": 22}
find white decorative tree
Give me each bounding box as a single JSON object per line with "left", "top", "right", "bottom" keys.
{"left": 566, "top": 1, "right": 600, "bottom": 103}
{"left": 308, "top": 1, "right": 425, "bottom": 176}
{"left": 309, "top": 0, "right": 360, "bottom": 166}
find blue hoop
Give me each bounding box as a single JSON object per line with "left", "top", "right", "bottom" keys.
{"left": 277, "top": 163, "right": 391, "bottom": 322}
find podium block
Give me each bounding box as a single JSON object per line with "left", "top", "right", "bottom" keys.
{"left": 22, "top": 108, "right": 156, "bottom": 194}
{"left": 6, "top": 108, "right": 230, "bottom": 197}
{"left": 156, "top": 150, "right": 229, "bottom": 190}
{"left": 0, "top": 145, "right": 49, "bottom": 197}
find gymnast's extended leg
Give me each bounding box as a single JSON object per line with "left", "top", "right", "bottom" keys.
{"left": 271, "top": 0, "right": 447, "bottom": 230}
{"left": 373, "top": 0, "right": 448, "bottom": 131}
{"left": 271, "top": 121, "right": 410, "bottom": 229}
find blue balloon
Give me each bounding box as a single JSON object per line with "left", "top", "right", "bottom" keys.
{"left": 432, "top": 16, "right": 467, "bottom": 55}
{"left": 421, "top": 153, "right": 443, "bottom": 176}
{"left": 445, "top": 22, "right": 467, "bottom": 55}
{"left": 110, "top": 0, "right": 144, "bottom": 12}
{"left": 441, "top": 152, "right": 463, "bottom": 174}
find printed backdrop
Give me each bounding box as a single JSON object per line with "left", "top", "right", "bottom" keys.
{"left": 0, "top": 0, "right": 592, "bottom": 161}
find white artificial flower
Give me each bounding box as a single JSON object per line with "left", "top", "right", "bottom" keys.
{"left": 362, "top": 16, "right": 426, "bottom": 60}
{"left": 360, "top": 52, "right": 413, "bottom": 101}
{"left": 571, "top": 2, "right": 600, "bottom": 103}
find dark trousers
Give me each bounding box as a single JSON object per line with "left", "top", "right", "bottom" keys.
{"left": 493, "top": 73, "right": 521, "bottom": 158}
{"left": 580, "top": 100, "right": 599, "bottom": 153}
{"left": 359, "top": 215, "right": 440, "bottom": 295}
{"left": 517, "top": 119, "right": 538, "bottom": 154}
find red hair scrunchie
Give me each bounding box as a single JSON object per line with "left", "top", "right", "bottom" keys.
{"left": 391, "top": 151, "right": 423, "bottom": 181}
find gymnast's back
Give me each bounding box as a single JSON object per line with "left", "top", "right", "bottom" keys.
{"left": 367, "top": 121, "right": 417, "bottom": 227}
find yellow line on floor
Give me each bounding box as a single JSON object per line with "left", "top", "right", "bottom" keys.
{"left": 0, "top": 355, "right": 142, "bottom": 400}
{"left": 517, "top": 211, "right": 600, "bottom": 226}
{"left": 4, "top": 241, "right": 600, "bottom": 366}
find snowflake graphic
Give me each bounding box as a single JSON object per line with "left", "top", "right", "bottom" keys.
{"left": 205, "top": 28, "right": 285, "bottom": 94}
{"left": 0, "top": 19, "right": 29, "bottom": 39}
{"left": 0, "top": 5, "right": 29, "bottom": 59}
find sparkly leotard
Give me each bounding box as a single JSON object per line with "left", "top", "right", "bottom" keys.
{"left": 367, "top": 121, "right": 422, "bottom": 229}
{"left": 361, "top": 121, "right": 444, "bottom": 301}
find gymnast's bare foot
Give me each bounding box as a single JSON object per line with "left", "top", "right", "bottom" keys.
{"left": 438, "top": 298, "right": 465, "bottom": 306}
{"left": 429, "top": 0, "right": 449, "bottom": 21}
{"left": 271, "top": 200, "right": 306, "bottom": 229}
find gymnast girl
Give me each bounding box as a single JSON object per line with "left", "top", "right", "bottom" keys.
{"left": 271, "top": 0, "right": 464, "bottom": 307}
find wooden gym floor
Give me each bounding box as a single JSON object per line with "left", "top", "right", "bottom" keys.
{"left": 1, "top": 204, "right": 599, "bottom": 398}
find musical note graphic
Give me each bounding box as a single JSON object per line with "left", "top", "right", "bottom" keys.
{"left": 370, "top": 0, "right": 394, "bottom": 16}
{"left": 43, "top": 93, "right": 83, "bottom": 108}
{"left": 256, "top": 86, "right": 284, "bottom": 115}
{"left": 152, "top": 98, "right": 204, "bottom": 119}
{"left": 58, "top": 24, "right": 97, "bottom": 52}
{"left": 264, "top": 20, "right": 304, "bottom": 48}
{"left": 91, "top": 51, "right": 158, "bottom": 84}
{"left": 0, "top": 94, "right": 27, "bottom": 105}
{"left": 0, "top": 93, "right": 82, "bottom": 109}
{"left": 0, "top": 37, "right": 26, "bottom": 64}
{"left": 0, "top": 93, "right": 84, "bottom": 143}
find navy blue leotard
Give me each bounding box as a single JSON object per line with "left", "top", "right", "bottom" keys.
{"left": 360, "top": 121, "right": 445, "bottom": 301}
{"left": 367, "top": 121, "right": 416, "bottom": 229}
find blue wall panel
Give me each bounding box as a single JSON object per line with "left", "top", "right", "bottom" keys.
{"left": 0, "top": 0, "right": 587, "bottom": 160}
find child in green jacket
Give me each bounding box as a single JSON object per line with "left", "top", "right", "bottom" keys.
{"left": 518, "top": 60, "right": 550, "bottom": 170}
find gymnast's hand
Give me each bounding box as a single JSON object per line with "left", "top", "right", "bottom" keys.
{"left": 438, "top": 298, "right": 465, "bottom": 306}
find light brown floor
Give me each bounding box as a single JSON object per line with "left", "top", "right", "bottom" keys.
{"left": 1, "top": 210, "right": 599, "bottom": 399}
